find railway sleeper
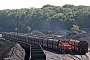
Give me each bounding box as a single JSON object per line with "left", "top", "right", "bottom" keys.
{"left": 31, "top": 54, "right": 46, "bottom": 60}
{"left": 31, "top": 47, "right": 41, "bottom": 49}
{"left": 31, "top": 49, "right": 42, "bottom": 51}
{"left": 31, "top": 51, "right": 44, "bottom": 54}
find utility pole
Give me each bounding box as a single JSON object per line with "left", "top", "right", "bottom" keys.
{"left": 17, "top": 16, "right": 19, "bottom": 40}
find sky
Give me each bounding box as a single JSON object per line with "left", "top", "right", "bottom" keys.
{"left": 0, "top": 0, "right": 90, "bottom": 10}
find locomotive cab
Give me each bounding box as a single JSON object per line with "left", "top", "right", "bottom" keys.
{"left": 78, "top": 41, "right": 88, "bottom": 54}
{"left": 75, "top": 40, "right": 88, "bottom": 54}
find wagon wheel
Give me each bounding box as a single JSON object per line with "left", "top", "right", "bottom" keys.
{"left": 59, "top": 49, "right": 62, "bottom": 52}
{"left": 62, "top": 49, "right": 65, "bottom": 54}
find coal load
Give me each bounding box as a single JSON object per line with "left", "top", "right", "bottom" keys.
{"left": 67, "top": 30, "right": 90, "bottom": 48}
{"left": 30, "top": 30, "right": 45, "bottom": 36}
{"left": 53, "top": 30, "right": 69, "bottom": 38}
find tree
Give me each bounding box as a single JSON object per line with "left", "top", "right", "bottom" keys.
{"left": 71, "top": 24, "right": 80, "bottom": 31}
{"left": 0, "top": 4, "right": 90, "bottom": 32}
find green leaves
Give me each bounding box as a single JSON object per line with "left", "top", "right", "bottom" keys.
{"left": 71, "top": 25, "right": 80, "bottom": 31}
{"left": 0, "top": 4, "right": 90, "bottom": 32}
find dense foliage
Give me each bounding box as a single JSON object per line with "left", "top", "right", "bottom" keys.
{"left": 0, "top": 4, "right": 90, "bottom": 33}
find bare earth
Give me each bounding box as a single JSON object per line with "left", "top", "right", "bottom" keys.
{"left": 0, "top": 39, "right": 16, "bottom": 60}
{"left": 0, "top": 38, "right": 25, "bottom": 60}
{"left": 44, "top": 49, "right": 90, "bottom": 60}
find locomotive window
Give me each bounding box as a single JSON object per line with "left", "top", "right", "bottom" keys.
{"left": 79, "top": 44, "right": 88, "bottom": 46}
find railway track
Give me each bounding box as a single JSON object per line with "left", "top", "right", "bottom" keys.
{"left": 81, "top": 55, "right": 89, "bottom": 60}
{"left": 61, "top": 51, "right": 81, "bottom": 60}
{"left": 68, "top": 54, "right": 81, "bottom": 60}
{"left": 44, "top": 48, "right": 89, "bottom": 60}
{"left": 67, "top": 54, "right": 89, "bottom": 60}
{"left": 44, "top": 50, "right": 62, "bottom": 60}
